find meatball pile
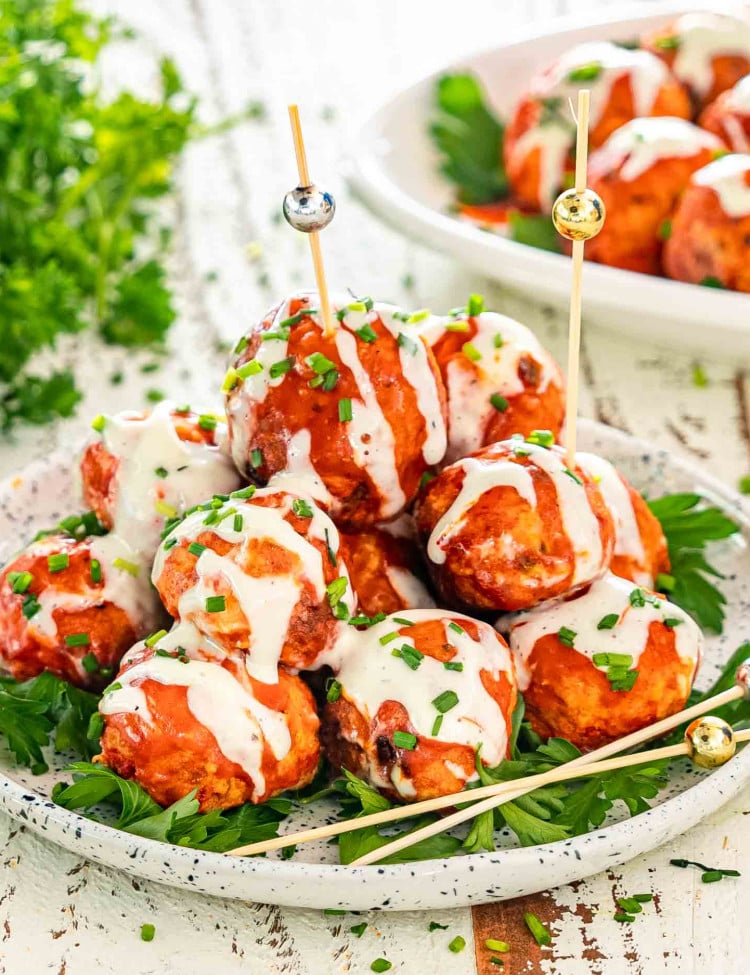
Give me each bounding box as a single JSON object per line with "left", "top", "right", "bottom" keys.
{"left": 1, "top": 291, "right": 702, "bottom": 815}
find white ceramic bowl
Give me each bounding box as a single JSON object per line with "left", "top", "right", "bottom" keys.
{"left": 0, "top": 419, "right": 748, "bottom": 910}
{"left": 348, "top": 2, "right": 750, "bottom": 357}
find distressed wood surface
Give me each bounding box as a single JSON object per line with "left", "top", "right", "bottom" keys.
{"left": 0, "top": 0, "right": 749, "bottom": 971}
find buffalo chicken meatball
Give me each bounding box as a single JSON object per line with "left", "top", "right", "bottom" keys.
{"left": 577, "top": 453, "right": 669, "bottom": 589}
{"left": 663, "top": 154, "right": 750, "bottom": 291}
{"left": 81, "top": 400, "right": 241, "bottom": 559}
{"left": 506, "top": 573, "right": 702, "bottom": 750}
{"left": 415, "top": 438, "right": 615, "bottom": 612}
{"left": 505, "top": 41, "right": 690, "bottom": 209}
{"left": 417, "top": 306, "right": 565, "bottom": 463}
{"left": 0, "top": 533, "right": 163, "bottom": 688}
{"left": 700, "top": 74, "right": 750, "bottom": 151}
{"left": 153, "top": 486, "right": 355, "bottom": 681}
{"left": 99, "top": 622, "right": 320, "bottom": 811}
{"left": 340, "top": 519, "right": 434, "bottom": 619}
{"left": 224, "top": 293, "right": 448, "bottom": 531}
{"left": 643, "top": 11, "right": 750, "bottom": 111}
{"left": 322, "top": 609, "right": 517, "bottom": 801}
{"left": 585, "top": 117, "right": 725, "bottom": 274}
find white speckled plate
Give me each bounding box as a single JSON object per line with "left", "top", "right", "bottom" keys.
{"left": 348, "top": 2, "right": 750, "bottom": 358}
{"left": 0, "top": 419, "right": 749, "bottom": 911}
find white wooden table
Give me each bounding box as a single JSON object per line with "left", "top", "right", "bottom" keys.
{"left": 0, "top": 0, "right": 749, "bottom": 971}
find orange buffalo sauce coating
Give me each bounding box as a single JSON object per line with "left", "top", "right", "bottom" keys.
{"left": 322, "top": 612, "right": 517, "bottom": 802}
{"left": 99, "top": 638, "right": 320, "bottom": 811}
{"left": 224, "top": 293, "right": 448, "bottom": 531}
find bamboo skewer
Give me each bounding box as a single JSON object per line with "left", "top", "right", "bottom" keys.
{"left": 349, "top": 727, "right": 750, "bottom": 867}
{"left": 287, "top": 104, "right": 335, "bottom": 336}
{"left": 226, "top": 682, "right": 745, "bottom": 859}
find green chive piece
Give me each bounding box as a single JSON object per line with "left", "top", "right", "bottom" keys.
{"left": 237, "top": 360, "right": 263, "bottom": 379}
{"left": 188, "top": 543, "right": 207, "bottom": 557}
{"left": 113, "top": 558, "right": 140, "bottom": 577}
{"left": 485, "top": 939, "right": 510, "bottom": 953}
{"left": 154, "top": 466, "right": 169, "bottom": 479}
{"left": 231, "top": 485, "right": 256, "bottom": 499}
{"left": 526, "top": 429, "right": 554, "bottom": 448}
{"left": 429, "top": 921, "right": 449, "bottom": 931}
{"left": 597, "top": 613, "right": 619, "bottom": 630}
{"left": 306, "top": 352, "right": 336, "bottom": 375}
{"left": 524, "top": 912, "right": 551, "bottom": 946}
{"left": 233, "top": 513, "right": 243, "bottom": 532}
{"left": 663, "top": 617, "right": 683, "bottom": 628}
{"left": 493, "top": 333, "right": 503, "bottom": 348}
{"left": 379, "top": 631, "right": 402, "bottom": 646}
{"left": 633, "top": 894, "right": 653, "bottom": 903}
{"left": 234, "top": 336, "right": 249, "bottom": 355}
{"left": 614, "top": 913, "right": 635, "bottom": 923}
{"left": 22, "top": 594, "right": 41, "bottom": 619}
{"left": 629, "top": 588, "right": 647, "bottom": 608}
{"left": 445, "top": 321, "right": 470, "bottom": 332}
{"left": 198, "top": 414, "right": 218, "bottom": 432}
{"left": 391, "top": 616, "right": 414, "bottom": 626}
{"left": 462, "top": 341, "right": 481, "bottom": 362}
{"left": 205, "top": 595, "right": 226, "bottom": 613}
{"left": 154, "top": 499, "right": 178, "bottom": 519}
{"left": 467, "top": 294, "right": 484, "bottom": 317}
{"left": 444, "top": 661, "right": 464, "bottom": 672}
{"left": 140, "top": 923, "right": 155, "bottom": 942}
{"left": 370, "top": 960, "right": 392, "bottom": 973}
{"left": 448, "top": 936, "right": 466, "bottom": 953}
{"left": 448, "top": 621, "right": 464, "bottom": 635}
{"left": 326, "top": 678, "right": 342, "bottom": 703}
{"left": 432, "top": 690, "right": 459, "bottom": 713}
{"left": 8, "top": 571, "right": 33, "bottom": 594}
{"left": 431, "top": 714, "right": 443, "bottom": 737}
{"left": 81, "top": 652, "right": 99, "bottom": 673}
{"left": 355, "top": 324, "right": 377, "bottom": 343}
{"left": 65, "top": 633, "right": 90, "bottom": 648}
{"left": 393, "top": 730, "right": 417, "bottom": 750}
{"left": 592, "top": 652, "right": 633, "bottom": 668}
{"left": 91, "top": 414, "right": 107, "bottom": 433}
{"left": 391, "top": 644, "right": 424, "bottom": 670}
{"left": 221, "top": 368, "right": 239, "bottom": 393}
{"left": 656, "top": 572, "right": 676, "bottom": 592}
{"left": 269, "top": 356, "right": 295, "bottom": 379}
{"left": 567, "top": 62, "right": 602, "bottom": 82}
{"left": 90, "top": 559, "right": 102, "bottom": 584}
{"left": 557, "top": 626, "right": 576, "bottom": 648}
{"left": 145, "top": 629, "right": 168, "bottom": 648}
{"left": 326, "top": 577, "right": 348, "bottom": 607}
{"left": 338, "top": 398, "right": 353, "bottom": 422}
{"left": 702, "top": 871, "right": 724, "bottom": 884}
{"left": 291, "top": 498, "right": 314, "bottom": 518}
{"left": 47, "top": 553, "right": 69, "bottom": 573}
{"left": 250, "top": 448, "right": 263, "bottom": 468}
{"left": 563, "top": 468, "right": 583, "bottom": 485}
{"left": 490, "top": 393, "right": 509, "bottom": 412}
{"left": 350, "top": 922, "right": 368, "bottom": 938}
{"left": 617, "top": 897, "right": 643, "bottom": 914}
{"left": 397, "top": 332, "right": 419, "bottom": 355}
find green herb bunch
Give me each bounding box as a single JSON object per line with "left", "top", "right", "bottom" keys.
{"left": 0, "top": 0, "right": 196, "bottom": 431}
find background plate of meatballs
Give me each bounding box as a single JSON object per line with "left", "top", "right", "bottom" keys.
{"left": 350, "top": 3, "right": 750, "bottom": 356}
{"left": 0, "top": 291, "right": 748, "bottom": 911}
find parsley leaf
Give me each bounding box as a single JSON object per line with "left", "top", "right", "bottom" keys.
{"left": 429, "top": 74, "right": 508, "bottom": 205}
{"left": 647, "top": 493, "right": 738, "bottom": 632}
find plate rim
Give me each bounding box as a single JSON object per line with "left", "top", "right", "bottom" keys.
{"left": 346, "top": 0, "right": 750, "bottom": 343}
{"left": 0, "top": 418, "right": 749, "bottom": 909}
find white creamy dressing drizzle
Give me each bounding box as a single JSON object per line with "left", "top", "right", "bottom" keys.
{"left": 333, "top": 609, "right": 514, "bottom": 793}
{"left": 720, "top": 75, "right": 750, "bottom": 151}
{"left": 507, "top": 572, "right": 703, "bottom": 692}
{"left": 514, "top": 41, "right": 671, "bottom": 206}
{"left": 692, "top": 153, "right": 750, "bottom": 216}
{"left": 98, "top": 399, "right": 240, "bottom": 558}
{"left": 384, "top": 565, "right": 436, "bottom": 609}
{"left": 427, "top": 443, "right": 604, "bottom": 587}
{"left": 100, "top": 621, "right": 292, "bottom": 798}
{"left": 152, "top": 490, "right": 352, "bottom": 684}
{"left": 266, "top": 428, "right": 333, "bottom": 506}
{"left": 418, "top": 312, "right": 559, "bottom": 462}
{"left": 576, "top": 452, "right": 648, "bottom": 582}
{"left": 670, "top": 12, "right": 750, "bottom": 97}
{"left": 591, "top": 116, "right": 723, "bottom": 182}
{"left": 32, "top": 535, "right": 162, "bottom": 640}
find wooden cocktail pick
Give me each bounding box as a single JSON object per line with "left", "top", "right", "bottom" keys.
{"left": 283, "top": 104, "right": 336, "bottom": 336}
{"left": 550, "top": 89, "right": 606, "bottom": 467}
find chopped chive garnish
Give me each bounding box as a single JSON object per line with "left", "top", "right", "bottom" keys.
{"left": 250, "top": 448, "right": 263, "bottom": 469}
{"left": 231, "top": 486, "right": 256, "bottom": 499}
{"left": 81, "top": 652, "right": 99, "bottom": 673}
{"left": 408, "top": 309, "right": 430, "bottom": 324}
{"left": 633, "top": 893, "right": 653, "bottom": 903}
{"left": 670, "top": 858, "right": 741, "bottom": 879}
{"left": 448, "top": 621, "right": 464, "bottom": 635}
{"left": 90, "top": 559, "right": 102, "bottom": 584}
{"left": 391, "top": 644, "right": 424, "bottom": 670}
{"left": 175, "top": 404, "right": 191, "bottom": 414}
{"left": 663, "top": 617, "right": 683, "bottom": 628}
{"left": 140, "top": 923, "right": 155, "bottom": 942}
{"left": 557, "top": 626, "right": 576, "bottom": 648}
{"left": 485, "top": 939, "right": 509, "bottom": 953}
{"left": 205, "top": 595, "right": 226, "bottom": 613}
{"left": 397, "top": 332, "right": 419, "bottom": 355}
{"left": 262, "top": 329, "right": 291, "bottom": 343}
{"left": 146, "top": 389, "right": 165, "bottom": 403}
{"left": 614, "top": 913, "right": 635, "bottom": 923}
{"left": 445, "top": 321, "right": 470, "bottom": 333}
{"left": 188, "top": 543, "right": 207, "bottom": 557}
{"left": 321, "top": 368, "right": 339, "bottom": 391}
{"left": 490, "top": 393, "right": 509, "bottom": 412}
{"left": 350, "top": 922, "right": 368, "bottom": 937}
{"left": 419, "top": 471, "right": 435, "bottom": 490}
{"left": 91, "top": 414, "right": 106, "bottom": 433}
{"left": 8, "top": 571, "right": 33, "bottom": 594}
{"left": 393, "top": 730, "right": 417, "bottom": 750}
{"left": 467, "top": 294, "right": 484, "bottom": 316}
{"left": 656, "top": 572, "right": 676, "bottom": 591}
{"left": 349, "top": 612, "right": 386, "bottom": 628}
{"left": 324, "top": 528, "right": 337, "bottom": 567}
{"left": 326, "top": 577, "right": 348, "bottom": 607}
{"left": 22, "top": 594, "right": 41, "bottom": 619}
{"left": 280, "top": 309, "right": 315, "bottom": 328}
{"left": 355, "top": 323, "right": 377, "bottom": 343}
{"left": 112, "top": 558, "right": 140, "bottom": 577}
{"left": 154, "top": 466, "right": 168, "bottom": 479}
{"left": 145, "top": 629, "right": 168, "bottom": 648}
{"left": 524, "top": 913, "right": 551, "bottom": 947}
{"left": 237, "top": 360, "right": 263, "bottom": 379}
{"left": 306, "top": 352, "right": 336, "bottom": 375}
{"left": 448, "top": 936, "right": 466, "bottom": 953}
{"left": 493, "top": 333, "right": 503, "bottom": 348}
{"left": 233, "top": 513, "right": 243, "bottom": 532}
{"left": 444, "top": 661, "right": 464, "bottom": 672}
{"left": 47, "top": 553, "right": 69, "bottom": 573}
{"left": 221, "top": 368, "right": 239, "bottom": 393}
{"left": 269, "top": 356, "right": 295, "bottom": 379}
{"left": 617, "top": 898, "right": 643, "bottom": 914}
{"left": 432, "top": 690, "right": 459, "bottom": 714}
{"left": 592, "top": 652, "right": 633, "bottom": 667}
{"left": 234, "top": 335, "right": 249, "bottom": 355}
{"left": 527, "top": 429, "right": 554, "bottom": 448}
{"left": 431, "top": 714, "right": 443, "bottom": 736}
{"left": 370, "top": 961, "right": 392, "bottom": 973}
{"left": 462, "top": 341, "right": 481, "bottom": 362}
{"left": 630, "top": 588, "right": 646, "bottom": 607}
{"left": 597, "top": 613, "right": 619, "bottom": 630}
{"left": 338, "top": 398, "right": 353, "bottom": 422}
{"left": 563, "top": 468, "right": 583, "bottom": 485}
{"left": 379, "top": 631, "right": 402, "bottom": 646}
{"left": 326, "top": 678, "right": 342, "bottom": 703}
{"left": 291, "top": 498, "right": 313, "bottom": 518}
{"left": 198, "top": 414, "right": 218, "bottom": 432}
{"left": 103, "top": 681, "right": 122, "bottom": 695}
{"left": 65, "top": 633, "right": 90, "bottom": 647}
{"left": 429, "top": 921, "right": 449, "bottom": 931}
{"left": 154, "top": 499, "right": 178, "bottom": 518}
{"left": 391, "top": 617, "right": 414, "bottom": 626}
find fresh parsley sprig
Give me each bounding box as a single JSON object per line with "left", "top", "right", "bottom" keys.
{"left": 647, "top": 493, "right": 739, "bottom": 632}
